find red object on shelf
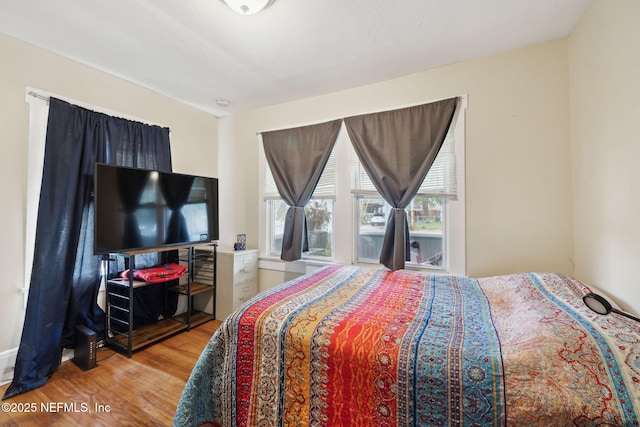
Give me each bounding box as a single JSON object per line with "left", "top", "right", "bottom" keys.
{"left": 119, "top": 263, "right": 187, "bottom": 284}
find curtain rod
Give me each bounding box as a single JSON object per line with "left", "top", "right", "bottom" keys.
{"left": 27, "top": 91, "right": 49, "bottom": 102}
{"left": 25, "top": 87, "right": 168, "bottom": 129}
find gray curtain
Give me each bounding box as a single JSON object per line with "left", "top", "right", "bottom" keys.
{"left": 344, "top": 97, "right": 458, "bottom": 271}
{"left": 262, "top": 120, "right": 341, "bottom": 261}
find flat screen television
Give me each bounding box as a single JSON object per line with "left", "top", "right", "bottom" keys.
{"left": 94, "top": 163, "right": 219, "bottom": 254}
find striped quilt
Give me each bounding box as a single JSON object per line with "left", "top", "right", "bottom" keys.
{"left": 174, "top": 265, "right": 640, "bottom": 426}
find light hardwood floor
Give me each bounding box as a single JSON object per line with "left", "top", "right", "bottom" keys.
{"left": 0, "top": 320, "right": 220, "bottom": 427}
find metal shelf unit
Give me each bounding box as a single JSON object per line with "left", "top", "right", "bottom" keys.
{"left": 105, "top": 243, "right": 217, "bottom": 357}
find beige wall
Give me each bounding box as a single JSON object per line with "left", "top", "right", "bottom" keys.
{"left": 219, "top": 38, "right": 575, "bottom": 289}
{"left": 569, "top": 0, "right": 640, "bottom": 315}
{"left": 0, "top": 33, "right": 217, "bottom": 365}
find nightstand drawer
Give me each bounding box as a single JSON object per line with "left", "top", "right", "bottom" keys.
{"left": 233, "top": 251, "right": 258, "bottom": 282}
{"left": 233, "top": 280, "right": 257, "bottom": 308}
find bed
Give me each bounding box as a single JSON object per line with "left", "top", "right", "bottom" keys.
{"left": 174, "top": 265, "right": 640, "bottom": 426}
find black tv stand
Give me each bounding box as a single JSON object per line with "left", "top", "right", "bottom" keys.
{"left": 104, "top": 243, "right": 217, "bottom": 357}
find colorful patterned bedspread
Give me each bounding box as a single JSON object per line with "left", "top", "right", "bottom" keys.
{"left": 174, "top": 266, "right": 640, "bottom": 426}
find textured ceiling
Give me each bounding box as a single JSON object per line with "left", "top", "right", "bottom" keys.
{"left": 0, "top": 0, "right": 591, "bottom": 116}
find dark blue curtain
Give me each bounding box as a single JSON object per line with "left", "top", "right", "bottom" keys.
{"left": 161, "top": 174, "right": 195, "bottom": 244}
{"left": 3, "top": 98, "right": 172, "bottom": 399}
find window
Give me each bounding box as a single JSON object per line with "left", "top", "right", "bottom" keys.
{"left": 24, "top": 87, "right": 169, "bottom": 294}
{"left": 350, "top": 120, "right": 458, "bottom": 269}
{"left": 267, "top": 198, "right": 334, "bottom": 257}
{"left": 354, "top": 196, "right": 446, "bottom": 267}
{"left": 264, "top": 149, "right": 336, "bottom": 259}
{"left": 260, "top": 97, "right": 466, "bottom": 274}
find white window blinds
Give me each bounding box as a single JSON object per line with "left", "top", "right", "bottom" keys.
{"left": 350, "top": 123, "right": 458, "bottom": 199}
{"left": 264, "top": 145, "right": 336, "bottom": 199}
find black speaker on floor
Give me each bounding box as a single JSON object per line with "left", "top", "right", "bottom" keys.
{"left": 73, "top": 325, "right": 97, "bottom": 371}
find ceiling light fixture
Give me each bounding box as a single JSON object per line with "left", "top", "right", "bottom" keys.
{"left": 222, "top": 0, "right": 274, "bottom": 15}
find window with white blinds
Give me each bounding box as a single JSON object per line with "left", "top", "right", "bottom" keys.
{"left": 264, "top": 149, "right": 336, "bottom": 200}
{"left": 350, "top": 124, "right": 458, "bottom": 198}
